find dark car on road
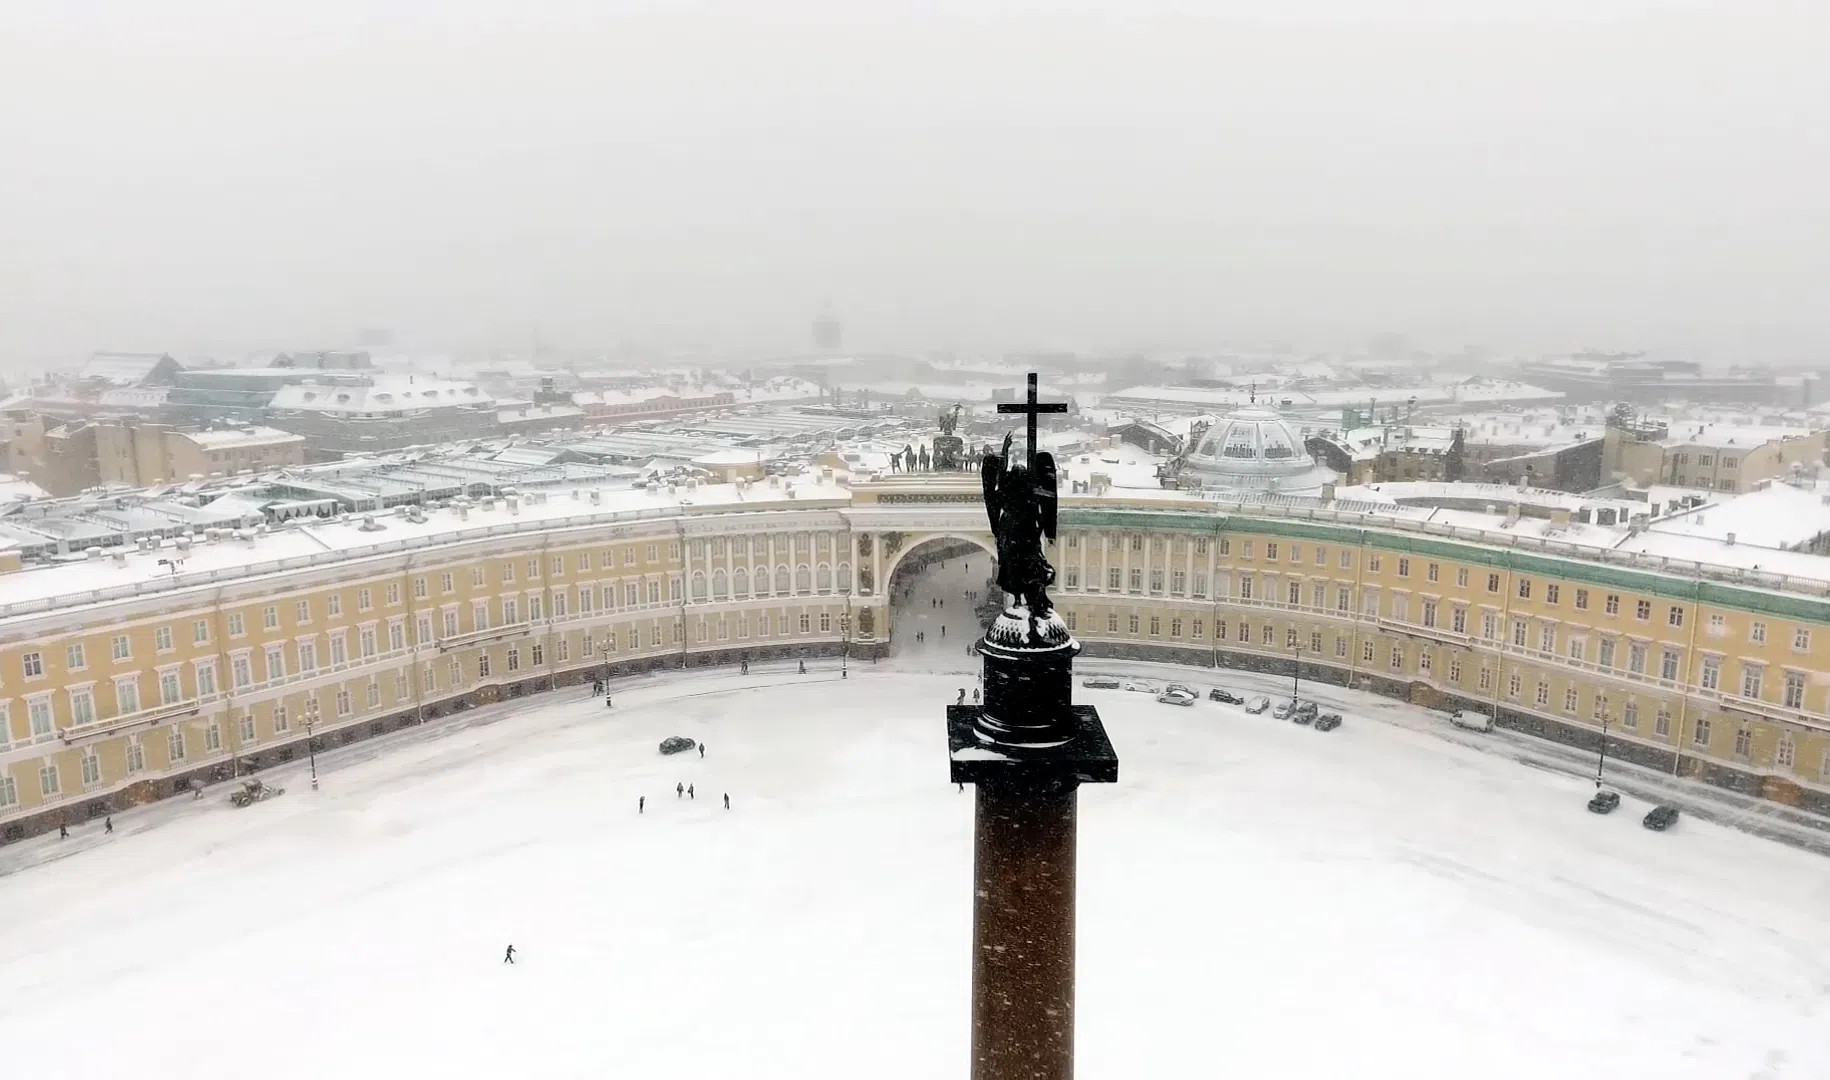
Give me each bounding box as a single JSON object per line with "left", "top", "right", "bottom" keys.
{"left": 1313, "top": 713, "right": 1342, "bottom": 732}
{"left": 1209, "top": 688, "right": 1243, "bottom": 704}
{"left": 1642, "top": 805, "right": 1680, "bottom": 831}
{"left": 1587, "top": 790, "right": 1621, "bottom": 814}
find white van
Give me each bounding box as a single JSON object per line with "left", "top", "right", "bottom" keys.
{"left": 1448, "top": 709, "right": 1494, "bottom": 732}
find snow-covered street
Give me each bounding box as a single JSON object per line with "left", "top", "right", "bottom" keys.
{"left": 3, "top": 552, "right": 1828, "bottom": 1077}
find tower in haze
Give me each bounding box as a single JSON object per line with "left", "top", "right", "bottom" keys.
{"left": 812, "top": 304, "right": 843, "bottom": 353}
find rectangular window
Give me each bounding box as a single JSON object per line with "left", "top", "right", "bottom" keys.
{"left": 273, "top": 705, "right": 289, "bottom": 733}
{"left": 168, "top": 727, "right": 187, "bottom": 762}
{"left": 1599, "top": 638, "right": 1616, "bottom": 668}
{"left": 507, "top": 646, "right": 522, "bottom": 672}
{"left": 799, "top": 613, "right": 812, "bottom": 634}
{"left": 264, "top": 605, "right": 280, "bottom": 629}
{"left": 413, "top": 577, "right": 427, "bottom": 600}
{"left": 328, "top": 595, "right": 342, "bottom": 617}
{"left": 1451, "top": 607, "right": 1466, "bottom": 634}
{"left": 1427, "top": 562, "right": 1439, "bottom": 583}
{"left": 155, "top": 626, "right": 173, "bottom": 651}
{"left": 231, "top": 655, "right": 252, "bottom": 689}
{"left": 66, "top": 643, "right": 87, "bottom": 670}
{"left": 820, "top": 612, "right": 833, "bottom": 633}
{"left": 1193, "top": 619, "right": 1203, "bottom": 639}
{"left": 1148, "top": 569, "right": 1164, "bottom": 593}
{"left": 227, "top": 613, "right": 246, "bottom": 637}
{"left": 1065, "top": 611, "right": 1078, "bottom": 631}
{"left": 477, "top": 654, "right": 491, "bottom": 679}
{"left": 1784, "top": 671, "right": 1806, "bottom": 709}
{"left": 1487, "top": 573, "right": 1501, "bottom": 593}
{"left": 1362, "top": 640, "right": 1375, "bottom": 663}
{"left": 1668, "top": 605, "right": 1684, "bottom": 627}
{"left": 240, "top": 713, "right": 256, "bottom": 744}
{"left": 1337, "top": 586, "right": 1351, "bottom": 612}
{"left": 1622, "top": 700, "right": 1639, "bottom": 730}
{"left": 1455, "top": 567, "right": 1468, "bottom": 588}
{"left": 204, "top": 723, "right": 222, "bottom": 752}
{"left": 1448, "top": 656, "right": 1461, "bottom": 682}
{"left": 1149, "top": 617, "right": 1161, "bottom": 636}
{"left": 1539, "top": 625, "right": 1555, "bottom": 653}
{"left": 1537, "top": 682, "right": 1551, "bottom": 707}
{"left": 1700, "top": 656, "right": 1720, "bottom": 690}
{"left": 28, "top": 697, "right": 54, "bottom": 737}
{"left": 1389, "top": 646, "right": 1402, "bottom": 670}
{"left": 195, "top": 619, "right": 210, "bottom": 644}
{"left": 111, "top": 634, "right": 131, "bottom": 661}
{"left": 1517, "top": 578, "right": 1531, "bottom": 600}
{"left": 40, "top": 763, "right": 61, "bottom": 797}
{"left": 442, "top": 572, "right": 454, "bottom": 593}
{"left": 1512, "top": 620, "right": 1527, "bottom": 647}
{"left": 1287, "top": 627, "right": 1299, "bottom": 648}
{"left": 1660, "top": 649, "right": 1678, "bottom": 681}
{"left": 1261, "top": 625, "right": 1274, "bottom": 646}
{"left": 1751, "top": 622, "right": 1767, "bottom": 645}
{"left": 1741, "top": 665, "right": 1764, "bottom": 699}
{"left": 115, "top": 678, "right": 140, "bottom": 714}
{"left": 1628, "top": 643, "right": 1646, "bottom": 675}
{"left": 329, "top": 634, "right": 347, "bottom": 666}
{"left": 1635, "top": 600, "right": 1651, "bottom": 621}
{"left": 1065, "top": 567, "right": 1080, "bottom": 589}
{"left": 1795, "top": 628, "right": 1812, "bottom": 651}
{"left": 1479, "top": 668, "right": 1492, "bottom": 691}
{"left": 71, "top": 688, "right": 95, "bottom": 725}
{"left": 1777, "top": 732, "right": 1795, "bottom": 768}
{"left": 1422, "top": 600, "right": 1437, "bottom": 628}
{"left": 1129, "top": 615, "right": 1141, "bottom": 635}
{"left": 1508, "top": 672, "right": 1522, "bottom": 699}
{"left": 1171, "top": 570, "right": 1185, "bottom": 595}
{"left": 1107, "top": 614, "right": 1118, "bottom": 633}
{"left": 1288, "top": 581, "right": 1302, "bottom": 606}
{"left": 1692, "top": 716, "right": 1711, "bottom": 747}
{"left": 1339, "top": 550, "right": 1351, "bottom": 569}
{"left": 1368, "top": 554, "right": 1381, "bottom": 573}
{"left": 1193, "top": 571, "right": 1208, "bottom": 598}
{"left": 1605, "top": 594, "right": 1619, "bottom": 616}
{"left": 1337, "top": 636, "right": 1350, "bottom": 659}
{"left": 1127, "top": 568, "right": 1142, "bottom": 592}
{"left": 1568, "top": 638, "right": 1584, "bottom": 662}
{"left": 337, "top": 689, "right": 353, "bottom": 716}
{"left": 1545, "top": 584, "right": 1559, "bottom": 605}
{"left": 1397, "top": 557, "right": 1410, "bottom": 578}
{"left": 160, "top": 670, "right": 182, "bottom": 704}
{"left": 1574, "top": 589, "right": 1588, "bottom": 610}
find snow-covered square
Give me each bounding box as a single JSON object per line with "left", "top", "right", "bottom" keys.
{"left": 3, "top": 647, "right": 1827, "bottom": 1078}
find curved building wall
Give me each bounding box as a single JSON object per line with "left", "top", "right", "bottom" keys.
{"left": 5, "top": 493, "right": 1830, "bottom": 839}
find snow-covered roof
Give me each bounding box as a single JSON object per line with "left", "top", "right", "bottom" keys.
{"left": 1658, "top": 423, "right": 1821, "bottom": 451}
{"left": 1647, "top": 482, "right": 1830, "bottom": 549}
{"left": 176, "top": 426, "right": 306, "bottom": 449}
{"left": 270, "top": 379, "right": 493, "bottom": 414}
{"left": 79, "top": 351, "right": 176, "bottom": 386}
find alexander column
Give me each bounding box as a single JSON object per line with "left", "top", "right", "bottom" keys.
{"left": 947, "top": 374, "right": 1118, "bottom": 1080}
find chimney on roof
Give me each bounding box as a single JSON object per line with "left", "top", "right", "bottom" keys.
{"left": 1727, "top": 531, "right": 1737, "bottom": 545}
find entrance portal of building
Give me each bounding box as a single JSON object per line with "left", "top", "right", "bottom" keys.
{"left": 885, "top": 536, "right": 998, "bottom": 660}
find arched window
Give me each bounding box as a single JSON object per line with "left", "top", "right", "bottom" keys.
{"left": 796, "top": 564, "right": 812, "bottom": 593}
{"left": 837, "top": 561, "right": 851, "bottom": 592}
{"left": 816, "top": 563, "right": 832, "bottom": 592}
{"left": 711, "top": 569, "right": 727, "bottom": 600}
{"left": 691, "top": 571, "right": 707, "bottom": 601}
{"left": 775, "top": 565, "right": 791, "bottom": 594}
{"left": 733, "top": 567, "right": 748, "bottom": 599}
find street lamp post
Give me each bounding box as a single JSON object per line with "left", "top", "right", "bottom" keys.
{"left": 1594, "top": 706, "right": 1612, "bottom": 789}
{"left": 599, "top": 643, "right": 612, "bottom": 696}
{"left": 1291, "top": 645, "right": 1303, "bottom": 705}
{"left": 841, "top": 610, "right": 850, "bottom": 677}
{"left": 304, "top": 695, "right": 320, "bottom": 792}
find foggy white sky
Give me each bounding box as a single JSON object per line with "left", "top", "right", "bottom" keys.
{"left": 1, "top": 1, "right": 1825, "bottom": 363}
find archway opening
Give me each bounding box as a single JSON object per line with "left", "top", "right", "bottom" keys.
{"left": 885, "top": 536, "right": 997, "bottom": 660}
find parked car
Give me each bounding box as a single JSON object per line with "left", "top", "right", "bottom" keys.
{"left": 1156, "top": 689, "right": 1197, "bottom": 707}
{"left": 1588, "top": 790, "right": 1621, "bottom": 814}
{"left": 1244, "top": 696, "right": 1272, "bottom": 714}
{"left": 1292, "top": 705, "right": 1317, "bottom": 726}
{"left": 658, "top": 735, "right": 697, "bottom": 756}
{"left": 1082, "top": 676, "right": 1122, "bottom": 689}
{"left": 1448, "top": 709, "right": 1494, "bottom": 732}
{"left": 1643, "top": 805, "right": 1680, "bottom": 831}
{"left": 1313, "top": 713, "right": 1342, "bottom": 731}
{"left": 1165, "top": 683, "right": 1199, "bottom": 698}
{"left": 1209, "top": 688, "right": 1244, "bottom": 705}
{"left": 1124, "top": 680, "right": 1161, "bottom": 694}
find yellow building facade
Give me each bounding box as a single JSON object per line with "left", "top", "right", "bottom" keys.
{"left": 5, "top": 478, "right": 1830, "bottom": 840}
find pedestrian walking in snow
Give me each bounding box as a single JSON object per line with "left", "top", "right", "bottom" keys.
{"left": 723, "top": 793, "right": 730, "bottom": 810}
{"left": 972, "top": 688, "right": 980, "bottom": 704}
{"left": 798, "top": 660, "right": 807, "bottom": 674}
{"left": 958, "top": 782, "right": 965, "bottom": 793}
{"left": 605, "top": 695, "right": 613, "bottom": 708}
{"left": 940, "top": 625, "right": 946, "bottom": 638}
{"left": 639, "top": 796, "right": 646, "bottom": 813}
{"left": 677, "top": 782, "right": 685, "bottom": 798}
{"left": 104, "top": 816, "right": 114, "bottom": 834}
{"left": 688, "top": 785, "right": 695, "bottom": 800}
{"left": 59, "top": 823, "right": 69, "bottom": 839}
{"left": 503, "top": 945, "right": 516, "bottom": 964}
{"left": 699, "top": 744, "right": 705, "bottom": 758}
{"left": 957, "top": 688, "right": 966, "bottom": 705}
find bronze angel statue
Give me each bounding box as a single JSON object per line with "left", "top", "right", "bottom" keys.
{"left": 981, "top": 432, "right": 1059, "bottom": 618}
